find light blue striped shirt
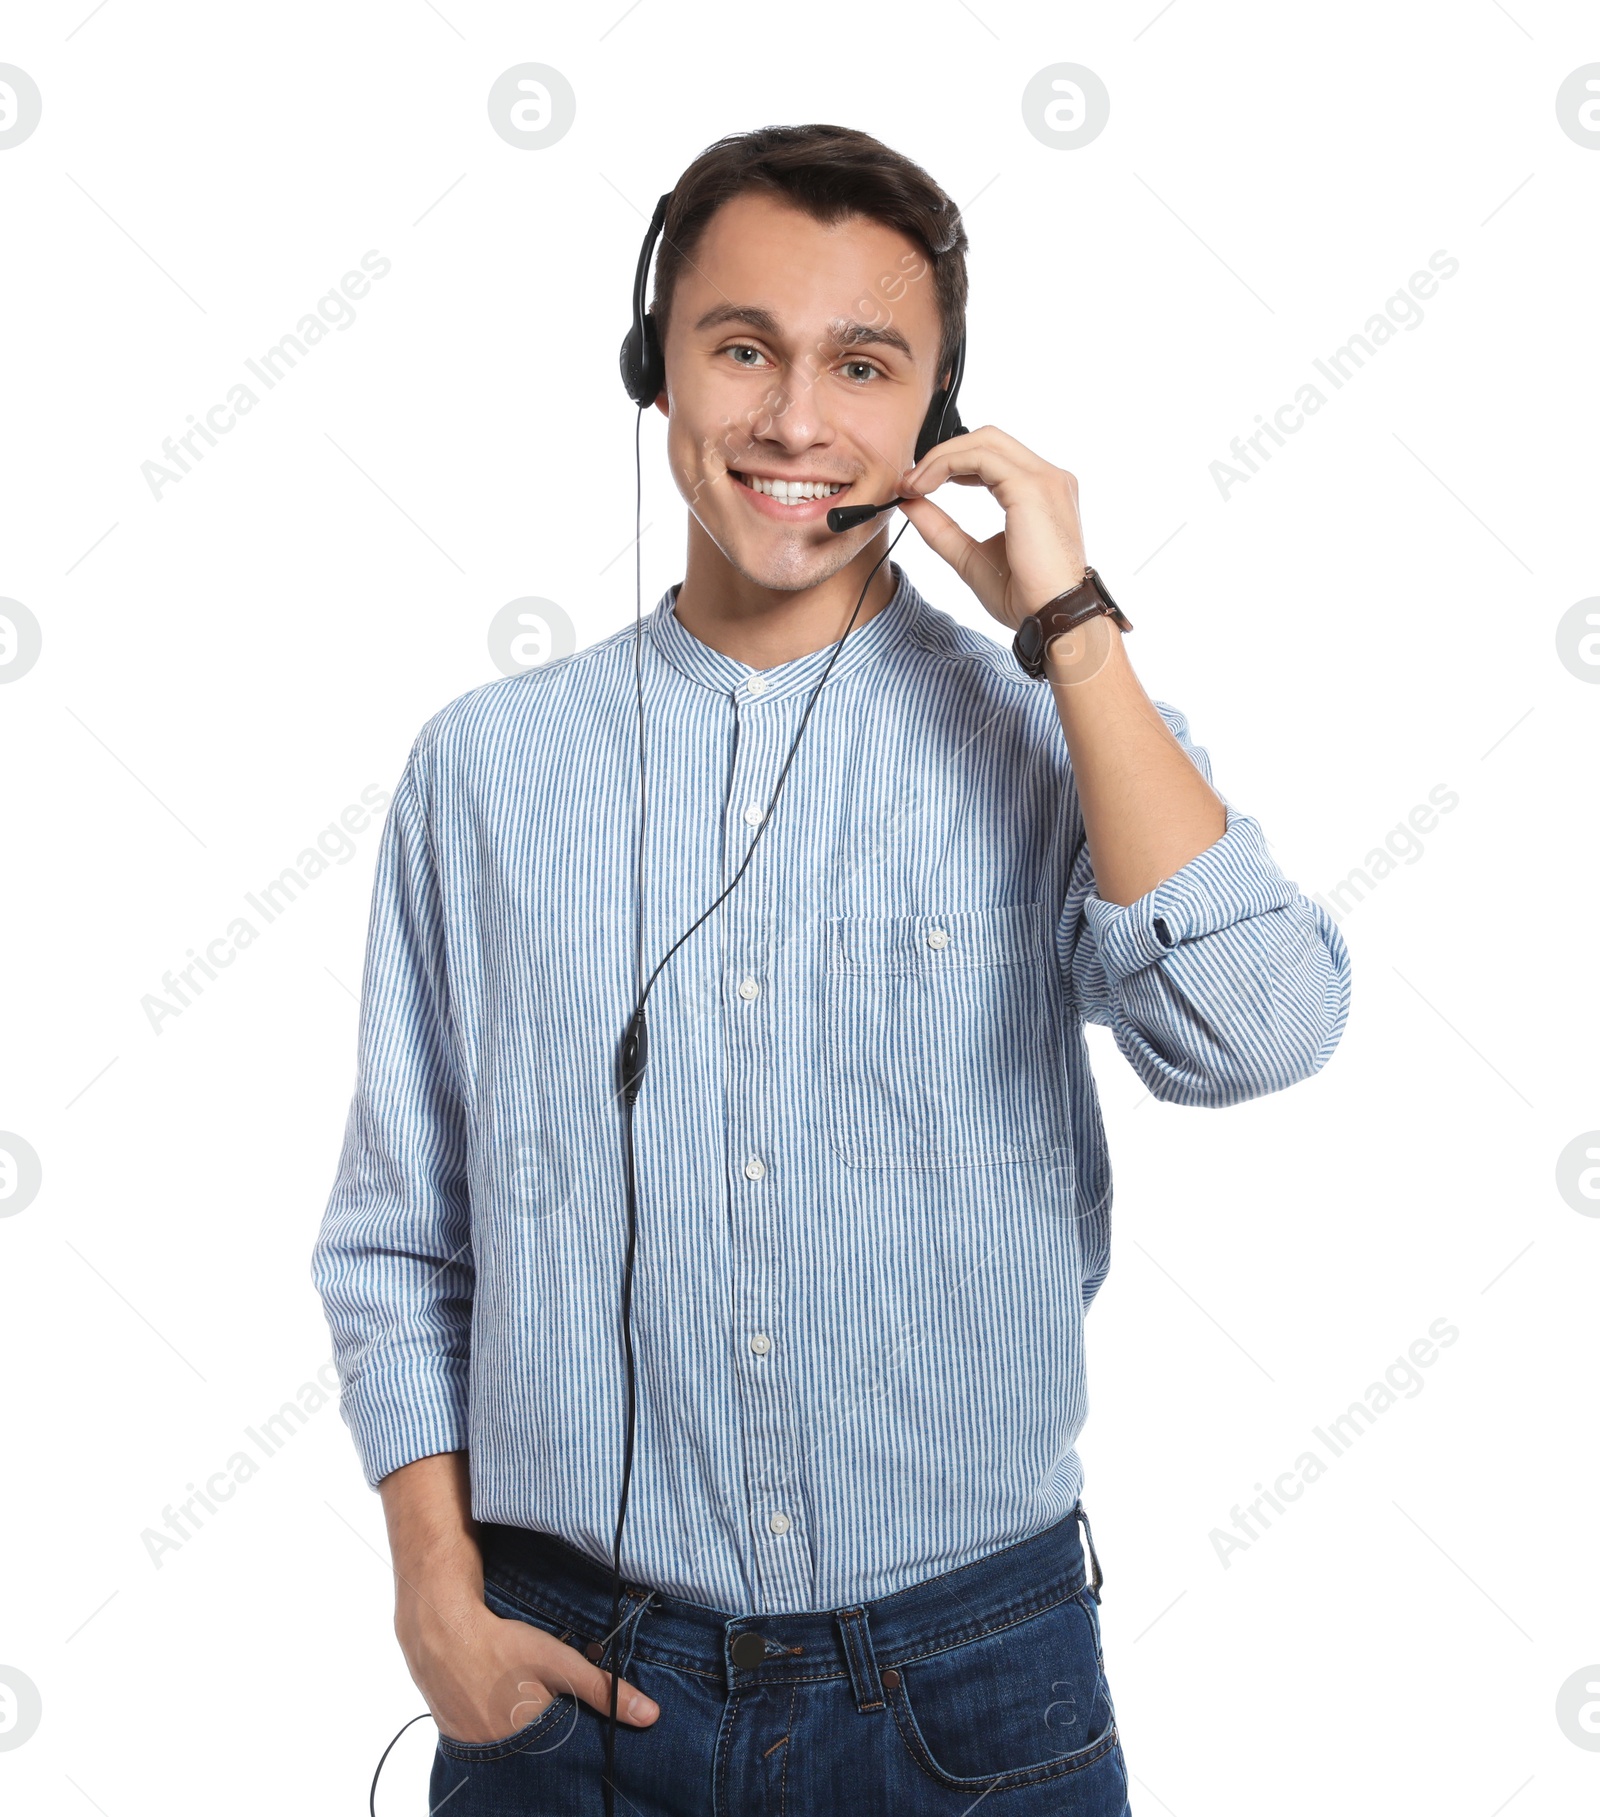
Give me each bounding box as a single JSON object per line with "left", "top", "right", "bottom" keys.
{"left": 311, "top": 560, "right": 1351, "bottom": 1614}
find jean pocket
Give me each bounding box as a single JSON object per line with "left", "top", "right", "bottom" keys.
{"left": 824, "top": 900, "right": 1070, "bottom": 1170}
{"left": 434, "top": 1581, "right": 582, "bottom": 1762}
{"left": 886, "top": 1587, "right": 1118, "bottom": 1792}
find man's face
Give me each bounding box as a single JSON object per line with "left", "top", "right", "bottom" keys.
{"left": 654, "top": 190, "right": 948, "bottom": 593}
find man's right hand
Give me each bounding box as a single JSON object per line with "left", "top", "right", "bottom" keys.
{"left": 399, "top": 1585, "right": 660, "bottom": 1745}
{"left": 377, "top": 1451, "right": 660, "bottom": 1746}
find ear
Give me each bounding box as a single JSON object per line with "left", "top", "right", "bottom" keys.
{"left": 653, "top": 389, "right": 668, "bottom": 417}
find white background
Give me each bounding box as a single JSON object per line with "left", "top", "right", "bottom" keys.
{"left": 2, "top": 1, "right": 1597, "bottom": 1811}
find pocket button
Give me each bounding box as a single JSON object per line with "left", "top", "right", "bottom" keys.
{"left": 926, "top": 928, "right": 949, "bottom": 949}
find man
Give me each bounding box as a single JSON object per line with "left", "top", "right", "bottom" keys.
{"left": 313, "top": 124, "right": 1350, "bottom": 1814}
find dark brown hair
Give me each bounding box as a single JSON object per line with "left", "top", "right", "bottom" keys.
{"left": 650, "top": 123, "right": 969, "bottom": 393}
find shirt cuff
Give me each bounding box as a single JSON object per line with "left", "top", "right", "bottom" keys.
{"left": 338, "top": 1355, "right": 473, "bottom": 1490}
{"left": 1078, "top": 805, "right": 1299, "bottom": 984}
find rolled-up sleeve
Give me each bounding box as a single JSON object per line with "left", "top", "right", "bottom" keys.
{"left": 1059, "top": 701, "right": 1351, "bottom": 1106}
{"left": 311, "top": 743, "right": 475, "bottom": 1487}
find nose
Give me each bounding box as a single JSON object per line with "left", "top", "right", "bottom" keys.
{"left": 747, "top": 363, "right": 835, "bottom": 456}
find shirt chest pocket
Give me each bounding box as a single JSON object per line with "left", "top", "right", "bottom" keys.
{"left": 823, "top": 900, "right": 1071, "bottom": 1170}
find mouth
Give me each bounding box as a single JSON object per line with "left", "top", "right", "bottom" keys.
{"left": 728, "top": 469, "right": 851, "bottom": 520}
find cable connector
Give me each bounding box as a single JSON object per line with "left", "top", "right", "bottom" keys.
{"left": 617, "top": 1002, "right": 649, "bottom": 1105}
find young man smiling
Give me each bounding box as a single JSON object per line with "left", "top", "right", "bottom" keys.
{"left": 314, "top": 124, "right": 1351, "bottom": 1814}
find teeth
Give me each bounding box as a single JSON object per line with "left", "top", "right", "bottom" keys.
{"left": 736, "top": 473, "right": 847, "bottom": 503}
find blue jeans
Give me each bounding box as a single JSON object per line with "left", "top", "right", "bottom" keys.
{"left": 430, "top": 1502, "right": 1132, "bottom": 1815}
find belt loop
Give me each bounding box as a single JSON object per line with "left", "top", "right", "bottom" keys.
{"left": 833, "top": 1606, "right": 886, "bottom": 1713}
{"left": 1074, "top": 1502, "right": 1104, "bottom": 1603}
{"left": 612, "top": 1588, "right": 657, "bottom": 1680}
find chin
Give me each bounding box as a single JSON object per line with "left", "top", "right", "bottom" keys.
{"left": 704, "top": 515, "right": 852, "bottom": 593}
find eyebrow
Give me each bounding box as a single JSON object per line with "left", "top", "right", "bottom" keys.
{"left": 692, "top": 303, "right": 915, "bottom": 361}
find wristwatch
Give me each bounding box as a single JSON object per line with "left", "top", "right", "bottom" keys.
{"left": 1011, "top": 568, "right": 1133, "bottom": 678}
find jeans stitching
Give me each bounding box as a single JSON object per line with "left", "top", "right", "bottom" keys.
{"left": 715, "top": 1686, "right": 742, "bottom": 1814}
{"left": 884, "top": 1676, "right": 1121, "bottom": 1792}
{"left": 436, "top": 1690, "right": 575, "bottom": 1762}
{"left": 880, "top": 1580, "right": 1091, "bottom": 1673}
{"left": 780, "top": 1682, "right": 796, "bottom": 1816}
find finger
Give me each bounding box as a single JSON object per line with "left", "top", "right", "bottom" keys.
{"left": 505, "top": 1631, "right": 661, "bottom": 1728}
{"left": 899, "top": 497, "right": 1008, "bottom": 606}
{"left": 897, "top": 492, "right": 979, "bottom": 574}
{"left": 905, "top": 425, "right": 1049, "bottom": 495}
{"left": 577, "top": 1660, "right": 659, "bottom": 1727}
{"left": 961, "top": 424, "right": 1053, "bottom": 468}
{"left": 904, "top": 422, "right": 1040, "bottom": 475}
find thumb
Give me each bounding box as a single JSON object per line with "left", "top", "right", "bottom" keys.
{"left": 897, "top": 491, "right": 971, "bottom": 572}
{"left": 898, "top": 497, "right": 1008, "bottom": 617}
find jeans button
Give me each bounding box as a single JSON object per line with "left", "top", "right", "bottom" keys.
{"left": 584, "top": 1639, "right": 605, "bottom": 1663}
{"left": 881, "top": 1668, "right": 901, "bottom": 1689}
{"left": 730, "top": 1631, "right": 767, "bottom": 1668}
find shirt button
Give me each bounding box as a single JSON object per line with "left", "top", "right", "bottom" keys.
{"left": 743, "top": 802, "right": 764, "bottom": 827}
{"left": 744, "top": 1156, "right": 766, "bottom": 1181}
{"left": 927, "top": 927, "right": 949, "bottom": 950}
{"left": 749, "top": 1333, "right": 771, "bottom": 1355}
{"left": 737, "top": 976, "right": 760, "bottom": 1001}
{"left": 768, "top": 1511, "right": 791, "bottom": 1535}
{"left": 746, "top": 672, "right": 768, "bottom": 695}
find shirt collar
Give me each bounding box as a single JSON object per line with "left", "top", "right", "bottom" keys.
{"left": 645, "top": 559, "right": 921, "bottom": 706}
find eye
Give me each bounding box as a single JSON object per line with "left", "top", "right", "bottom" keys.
{"left": 723, "top": 343, "right": 770, "bottom": 369}
{"left": 840, "top": 360, "right": 882, "bottom": 384}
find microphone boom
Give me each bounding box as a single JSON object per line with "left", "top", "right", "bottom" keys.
{"left": 826, "top": 496, "right": 911, "bottom": 533}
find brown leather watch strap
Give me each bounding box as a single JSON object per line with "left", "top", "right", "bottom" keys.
{"left": 1012, "top": 568, "right": 1133, "bottom": 678}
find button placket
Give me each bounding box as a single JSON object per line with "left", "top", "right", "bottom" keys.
{"left": 722, "top": 690, "right": 808, "bottom": 1608}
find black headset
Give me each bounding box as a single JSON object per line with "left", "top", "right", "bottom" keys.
{"left": 369, "top": 184, "right": 968, "bottom": 1817}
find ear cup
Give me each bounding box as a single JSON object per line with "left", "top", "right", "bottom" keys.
{"left": 617, "top": 324, "right": 645, "bottom": 404}
{"left": 914, "top": 328, "right": 969, "bottom": 463}
{"left": 621, "top": 192, "right": 675, "bottom": 409}
{"left": 619, "top": 311, "right": 664, "bottom": 408}
{"left": 914, "top": 392, "right": 966, "bottom": 464}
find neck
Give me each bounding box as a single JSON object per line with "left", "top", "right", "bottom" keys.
{"left": 672, "top": 517, "right": 901, "bottom": 670}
